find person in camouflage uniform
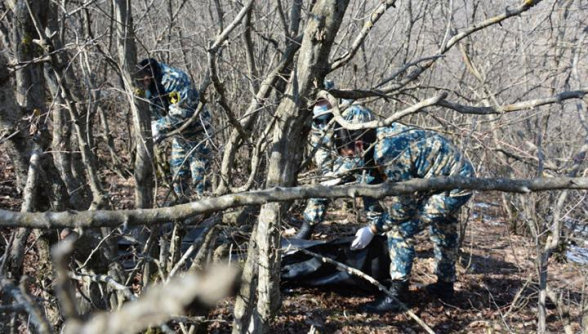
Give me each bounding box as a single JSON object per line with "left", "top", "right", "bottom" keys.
{"left": 342, "top": 121, "right": 474, "bottom": 313}
{"left": 135, "top": 58, "right": 212, "bottom": 201}
{"left": 295, "top": 95, "right": 383, "bottom": 239}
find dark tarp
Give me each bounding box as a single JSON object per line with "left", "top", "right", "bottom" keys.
{"left": 281, "top": 236, "right": 390, "bottom": 293}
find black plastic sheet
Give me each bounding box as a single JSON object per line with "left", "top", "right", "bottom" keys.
{"left": 281, "top": 236, "right": 390, "bottom": 293}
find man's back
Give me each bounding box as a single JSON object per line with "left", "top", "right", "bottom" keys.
{"left": 374, "top": 124, "right": 474, "bottom": 181}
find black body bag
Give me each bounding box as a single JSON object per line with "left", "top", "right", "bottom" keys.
{"left": 281, "top": 236, "right": 391, "bottom": 293}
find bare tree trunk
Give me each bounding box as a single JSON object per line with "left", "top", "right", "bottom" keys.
{"left": 233, "top": 1, "right": 350, "bottom": 332}
{"left": 1, "top": 1, "right": 67, "bottom": 327}
{"left": 5, "top": 0, "right": 68, "bottom": 277}
{"left": 113, "top": 0, "right": 154, "bottom": 211}
{"left": 112, "top": 0, "right": 156, "bottom": 291}
{"left": 44, "top": 1, "right": 89, "bottom": 210}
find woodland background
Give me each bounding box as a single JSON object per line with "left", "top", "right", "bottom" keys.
{"left": 0, "top": 0, "right": 587, "bottom": 333}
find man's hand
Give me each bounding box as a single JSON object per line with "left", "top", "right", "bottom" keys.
{"left": 320, "top": 171, "right": 353, "bottom": 187}
{"left": 350, "top": 226, "right": 375, "bottom": 250}
{"left": 151, "top": 122, "right": 161, "bottom": 143}
{"left": 320, "top": 177, "right": 343, "bottom": 187}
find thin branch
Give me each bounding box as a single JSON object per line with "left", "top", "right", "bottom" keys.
{"left": 167, "top": 216, "right": 221, "bottom": 280}
{"left": 327, "top": 87, "right": 588, "bottom": 119}
{"left": 0, "top": 276, "right": 53, "bottom": 334}
{"left": 208, "top": 49, "right": 250, "bottom": 141}
{"left": 290, "top": 247, "right": 435, "bottom": 334}
{"left": 321, "top": 91, "right": 448, "bottom": 130}
{"left": 438, "top": 88, "right": 588, "bottom": 115}
{"left": 356, "top": 0, "right": 546, "bottom": 95}
{"left": 375, "top": 55, "right": 444, "bottom": 88}
{"left": 330, "top": 0, "right": 398, "bottom": 71}
{"left": 207, "top": 0, "right": 255, "bottom": 54}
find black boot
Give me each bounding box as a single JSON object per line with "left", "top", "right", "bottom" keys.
{"left": 362, "top": 280, "right": 409, "bottom": 314}
{"left": 294, "top": 221, "right": 315, "bottom": 240}
{"left": 424, "top": 280, "right": 454, "bottom": 300}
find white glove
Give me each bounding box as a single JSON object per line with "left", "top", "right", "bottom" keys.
{"left": 350, "top": 226, "right": 375, "bottom": 250}
{"left": 320, "top": 177, "right": 343, "bottom": 187}
{"left": 151, "top": 122, "right": 161, "bottom": 143}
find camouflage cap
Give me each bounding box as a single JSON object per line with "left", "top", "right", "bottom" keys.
{"left": 341, "top": 105, "right": 375, "bottom": 124}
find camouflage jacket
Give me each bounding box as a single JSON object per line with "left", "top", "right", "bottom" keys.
{"left": 370, "top": 123, "right": 475, "bottom": 232}
{"left": 150, "top": 63, "right": 212, "bottom": 142}
{"left": 374, "top": 123, "right": 473, "bottom": 182}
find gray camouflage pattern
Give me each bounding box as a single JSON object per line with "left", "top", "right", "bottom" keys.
{"left": 150, "top": 62, "right": 212, "bottom": 198}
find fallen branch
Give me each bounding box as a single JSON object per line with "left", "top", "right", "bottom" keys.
{"left": 291, "top": 247, "right": 435, "bottom": 334}
{"left": 0, "top": 176, "right": 586, "bottom": 229}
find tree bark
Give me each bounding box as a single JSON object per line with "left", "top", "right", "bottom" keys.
{"left": 113, "top": 0, "right": 154, "bottom": 211}
{"left": 233, "top": 1, "right": 351, "bottom": 332}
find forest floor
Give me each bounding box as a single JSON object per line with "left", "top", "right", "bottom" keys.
{"left": 0, "top": 149, "right": 586, "bottom": 334}
{"left": 207, "top": 196, "right": 587, "bottom": 334}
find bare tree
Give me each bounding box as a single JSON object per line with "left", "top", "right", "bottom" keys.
{"left": 0, "top": 0, "right": 587, "bottom": 332}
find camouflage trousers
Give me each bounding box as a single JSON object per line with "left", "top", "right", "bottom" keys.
{"left": 386, "top": 192, "right": 471, "bottom": 283}
{"left": 303, "top": 196, "right": 382, "bottom": 226}
{"left": 170, "top": 137, "right": 209, "bottom": 200}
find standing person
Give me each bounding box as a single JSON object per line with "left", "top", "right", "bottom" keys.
{"left": 134, "top": 58, "right": 212, "bottom": 201}
{"left": 336, "top": 120, "right": 474, "bottom": 313}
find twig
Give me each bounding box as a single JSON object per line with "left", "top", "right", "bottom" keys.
{"left": 78, "top": 227, "right": 119, "bottom": 270}
{"left": 168, "top": 217, "right": 221, "bottom": 280}
{"left": 69, "top": 272, "right": 136, "bottom": 301}
{"left": 0, "top": 231, "right": 16, "bottom": 276}
{"left": 545, "top": 284, "right": 573, "bottom": 334}
{"left": 207, "top": 0, "right": 255, "bottom": 54}
{"left": 321, "top": 90, "right": 448, "bottom": 130}
{"left": 0, "top": 276, "right": 53, "bottom": 334}
{"left": 291, "top": 247, "right": 435, "bottom": 334}
{"left": 375, "top": 55, "right": 444, "bottom": 88}
{"left": 438, "top": 88, "right": 588, "bottom": 115}
{"left": 330, "top": 0, "right": 398, "bottom": 71}
{"left": 377, "top": 0, "right": 546, "bottom": 95}
{"left": 190, "top": 224, "right": 220, "bottom": 272}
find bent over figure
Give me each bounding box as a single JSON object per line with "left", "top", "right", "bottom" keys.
{"left": 135, "top": 58, "right": 212, "bottom": 201}
{"left": 339, "top": 122, "right": 474, "bottom": 313}
{"left": 296, "top": 100, "right": 383, "bottom": 239}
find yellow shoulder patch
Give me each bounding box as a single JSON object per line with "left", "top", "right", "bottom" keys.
{"left": 169, "top": 91, "right": 180, "bottom": 104}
